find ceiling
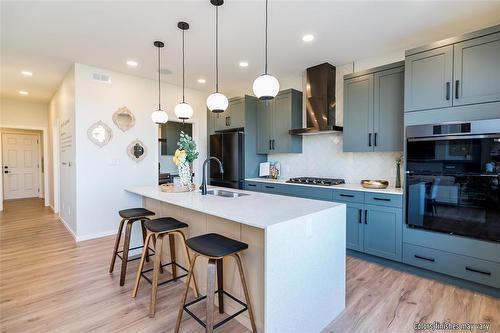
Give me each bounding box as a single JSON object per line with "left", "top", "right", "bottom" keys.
{"left": 2, "top": 1, "right": 500, "bottom": 102}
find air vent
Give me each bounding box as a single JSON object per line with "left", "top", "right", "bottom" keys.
{"left": 92, "top": 72, "right": 111, "bottom": 83}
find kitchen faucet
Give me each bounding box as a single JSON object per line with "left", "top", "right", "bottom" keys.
{"left": 200, "top": 156, "right": 224, "bottom": 195}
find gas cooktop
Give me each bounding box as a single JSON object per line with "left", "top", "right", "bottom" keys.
{"left": 286, "top": 177, "right": 345, "bottom": 186}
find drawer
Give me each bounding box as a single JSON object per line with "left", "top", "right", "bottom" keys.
{"left": 364, "top": 192, "right": 402, "bottom": 208}
{"left": 245, "top": 181, "right": 262, "bottom": 191}
{"left": 287, "top": 185, "right": 333, "bottom": 201}
{"left": 332, "top": 190, "right": 364, "bottom": 203}
{"left": 260, "top": 183, "right": 289, "bottom": 195}
{"left": 403, "top": 243, "right": 500, "bottom": 288}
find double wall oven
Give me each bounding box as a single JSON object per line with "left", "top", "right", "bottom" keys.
{"left": 406, "top": 119, "right": 500, "bottom": 243}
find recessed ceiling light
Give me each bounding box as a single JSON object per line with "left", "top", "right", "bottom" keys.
{"left": 239, "top": 61, "right": 249, "bottom": 68}
{"left": 197, "top": 78, "right": 206, "bottom": 84}
{"left": 18, "top": 90, "right": 29, "bottom": 95}
{"left": 126, "top": 60, "right": 138, "bottom": 67}
{"left": 21, "top": 70, "right": 33, "bottom": 76}
{"left": 302, "top": 34, "right": 315, "bottom": 42}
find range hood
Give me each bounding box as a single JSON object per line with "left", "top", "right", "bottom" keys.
{"left": 289, "top": 63, "right": 342, "bottom": 135}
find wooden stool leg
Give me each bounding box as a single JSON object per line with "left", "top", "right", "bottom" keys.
{"left": 149, "top": 233, "right": 163, "bottom": 317}
{"left": 169, "top": 233, "right": 177, "bottom": 280}
{"left": 152, "top": 235, "right": 164, "bottom": 274}
{"left": 216, "top": 258, "right": 224, "bottom": 314}
{"left": 233, "top": 253, "right": 257, "bottom": 333}
{"left": 140, "top": 220, "right": 150, "bottom": 263}
{"left": 174, "top": 253, "right": 199, "bottom": 333}
{"left": 132, "top": 232, "right": 153, "bottom": 298}
{"left": 206, "top": 258, "right": 217, "bottom": 333}
{"left": 109, "top": 218, "right": 126, "bottom": 273}
{"left": 173, "top": 230, "right": 199, "bottom": 297}
{"left": 119, "top": 220, "right": 133, "bottom": 286}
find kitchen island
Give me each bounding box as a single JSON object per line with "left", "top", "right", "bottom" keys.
{"left": 125, "top": 186, "right": 346, "bottom": 333}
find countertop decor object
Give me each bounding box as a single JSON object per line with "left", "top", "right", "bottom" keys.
{"left": 112, "top": 106, "right": 135, "bottom": 131}
{"left": 361, "top": 180, "right": 389, "bottom": 189}
{"left": 127, "top": 139, "right": 147, "bottom": 162}
{"left": 87, "top": 120, "right": 112, "bottom": 147}
{"left": 160, "top": 183, "right": 195, "bottom": 193}
{"left": 172, "top": 131, "right": 198, "bottom": 190}
{"left": 395, "top": 155, "right": 403, "bottom": 188}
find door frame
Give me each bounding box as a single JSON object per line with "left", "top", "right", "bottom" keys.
{"left": 0, "top": 124, "right": 49, "bottom": 211}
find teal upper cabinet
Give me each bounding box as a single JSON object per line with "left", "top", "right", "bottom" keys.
{"left": 405, "top": 25, "right": 500, "bottom": 112}
{"left": 214, "top": 97, "right": 246, "bottom": 131}
{"left": 343, "top": 62, "right": 404, "bottom": 152}
{"left": 453, "top": 32, "right": 500, "bottom": 106}
{"left": 404, "top": 45, "right": 453, "bottom": 112}
{"left": 256, "top": 89, "right": 303, "bottom": 154}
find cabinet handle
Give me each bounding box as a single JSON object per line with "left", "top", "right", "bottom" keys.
{"left": 269, "top": 140, "right": 272, "bottom": 150}
{"left": 455, "top": 80, "right": 460, "bottom": 99}
{"left": 374, "top": 133, "right": 378, "bottom": 147}
{"left": 368, "top": 133, "right": 372, "bottom": 147}
{"left": 340, "top": 194, "right": 354, "bottom": 198}
{"left": 271, "top": 139, "right": 275, "bottom": 150}
{"left": 414, "top": 254, "right": 435, "bottom": 263}
{"left": 247, "top": 184, "right": 256, "bottom": 187}
{"left": 225, "top": 116, "right": 231, "bottom": 126}
{"left": 446, "top": 82, "right": 451, "bottom": 100}
{"left": 358, "top": 209, "right": 362, "bottom": 224}
{"left": 373, "top": 197, "right": 391, "bottom": 202}
{"left": 265, "top": 185, "right": 275, "bottom": 189}
{"left": 364, "top": 210, "right": 368, "bottom": 224}
{"left": 465, "top": 266, "right": 491, "bottom": 276}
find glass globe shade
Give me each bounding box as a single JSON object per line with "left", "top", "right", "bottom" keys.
{"left": 206, "top": 92, "right": 229, "bottom": 113}
{"left": 151, "top": 109, "right": 168, "bottom": 124}
{"left": 253, "top": 74, "right": 280, "bottom": 100}
{"left": 174, "top": 102, "right": 194, "bottom": 120}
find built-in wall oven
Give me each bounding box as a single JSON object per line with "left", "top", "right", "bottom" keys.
{"left": 405, "top": 119, "right": 500, "bottom": 243}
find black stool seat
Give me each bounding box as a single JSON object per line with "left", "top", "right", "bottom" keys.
{"left": 119, "top": 208, "right": 155, "bottom": 219}
{"left": 144, "top": 217, "right": 188, "bottom": 233}
{"left": 186, "top": 233, "right": 248, "bottom": 258}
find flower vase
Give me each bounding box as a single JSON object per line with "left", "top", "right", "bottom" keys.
{"left": 178, "top": 161, "right": 193, "bottom": 190}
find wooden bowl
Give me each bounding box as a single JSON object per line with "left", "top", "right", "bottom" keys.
{"left": 160, "top": 183, "right": 196, "bottom": 193}
{"left": 361, "top": 180, "right": 389, "bottom": 189}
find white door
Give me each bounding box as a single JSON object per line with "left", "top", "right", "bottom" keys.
{"left": 2, "top": 133, "right": 40, "bottom": 199}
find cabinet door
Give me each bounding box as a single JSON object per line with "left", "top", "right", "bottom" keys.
{"left": 343, "top": 74, "right": 374, "bottom": 152}
{"left": 257, "top": 100, "right": 273, "bottom": 154}
{"left": 345, "top": 202, "right": 364, "bottom": 252}
{"left": 405, "top": 45, "right": 453, "bottom": 112}
{"left": 453, "top": 32, "right": 500, "bottom": 106}
{"left": 272, "top": 93, "right": 292, "bottom": 153}
{"left": 363, "top": 204, "right": 402, "bottom": 262}
{"left": 228, "top": 98, "right": 245, "bottom": 128}
{"left": 373, "top": 66, "right": 404, "bottom": 152}
{"left": 214, "top": 112, "right": 229, "bottom": 131}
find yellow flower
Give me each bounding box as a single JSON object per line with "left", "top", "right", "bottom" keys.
{"left": 172, "top": 149, "right": 186, "bottom": 166}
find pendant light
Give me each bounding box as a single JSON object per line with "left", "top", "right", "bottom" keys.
{"left": 206, "top": 0, "right": 228, "bottom": 113}
{"left": 252, "top": 0, "right": 279, "bottom": 100}
{"left": 151, "top": 41, "right": 168, "bottom": 124}
{"left": 174, "top": 22, "right": 194, "bottom": 122}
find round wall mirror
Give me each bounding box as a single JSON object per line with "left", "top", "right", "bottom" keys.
{"left": 127, "top": 139, "right": 147, "bottom": 162}
{"left": 87, "top": 121, "right": 112, "bottom": 147}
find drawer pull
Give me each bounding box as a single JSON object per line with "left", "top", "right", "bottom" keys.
{"left": 414, "top": 254, "right": 435, "bottom": 262}
{"left": 358, "top": 209, "right": 362, "bottom": 224}
{"left": 247, "top": 184, "right": 256, "bottom": 187}
{"left": 465, "top": 266, "right": 491, "bottom": 276}
{"left": 265, "top": 185, "right": 275, "bottom": 189}
{"left": 340, "top": 194, "right": 354, "bottom": 198}
{"left": 373, "top": 197, "right": 391, "bottom": 202}
{"left": 364, "top": 210, "right": 368, "bottom": 224}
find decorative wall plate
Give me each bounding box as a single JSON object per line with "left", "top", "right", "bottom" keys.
{"left": 127, "top": 139, "right": 147, "bottom": 162}
{"left": 87, "top": 121, "right": 112, "bottom": 147}
{"left": 113, "top": 106, "right": 135, "bottom": 132}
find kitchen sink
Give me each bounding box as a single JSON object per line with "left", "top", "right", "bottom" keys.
{"left": 206, "top": 189, "right": 249, "bottom": 198}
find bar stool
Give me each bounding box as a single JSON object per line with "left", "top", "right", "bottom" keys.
{"left": 175, "top": 233, "right": 257, "bottom": 333}
{"left": 132, "top": 217, "right": 199, "bottom": 317}
{"left": 109, "top": 208, "right": 155, "bottom": 286}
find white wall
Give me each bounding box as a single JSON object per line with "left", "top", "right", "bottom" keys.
{"left": 73, "top": 63, "right": 208, "bottom": 240}
{"left": 49, "top": 66, "right": 77, "bottom": 235}
{"left": 268, "top": 53, "right": 405, "bottom": 185}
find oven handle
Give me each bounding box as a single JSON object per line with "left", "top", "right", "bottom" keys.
{"left": 407, "top": 134, "right": 500, "bottom": 142}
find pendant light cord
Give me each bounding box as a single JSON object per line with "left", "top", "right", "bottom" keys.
{"left": 182, "top": 29, "right": 186, "bottom": 103}
{"left": 157, "top": 45, "right": 161, "bottom": 110}
{"left": 265, "top": 0, "right": 268, "bottom": 74}
{"left": 215, "top": 5, "right": 219, "bottom": 92}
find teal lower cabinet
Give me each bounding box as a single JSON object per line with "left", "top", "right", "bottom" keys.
{"left": 363, "top": 204, "right": 402, "bottom": 261}
{"left": 345, "top": 202, "right": 364, "bottom": 252}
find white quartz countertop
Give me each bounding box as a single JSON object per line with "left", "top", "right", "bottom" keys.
{"left": 245, "top": 178, "right": 404, "bottom": 195}
{"left": 125, "top": 186, "right": 344, "bottom": 229}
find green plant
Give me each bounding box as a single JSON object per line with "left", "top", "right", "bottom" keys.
{"left": 177, "top": 131, "right": 199, "bottom": 163}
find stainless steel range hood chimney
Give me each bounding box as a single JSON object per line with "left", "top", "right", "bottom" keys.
{"left": 289, "top": 63, "right": 342, "bottom": 135}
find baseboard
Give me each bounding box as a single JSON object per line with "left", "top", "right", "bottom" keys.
{"left": 58, "top": 216, "right": 77, "bottom": 241}
{"left": 76, "top": 230, "right": 116, "bottom": 242}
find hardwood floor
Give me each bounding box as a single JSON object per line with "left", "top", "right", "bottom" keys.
{"left": 1, "top": 199, "right": 498, "bottom": 332}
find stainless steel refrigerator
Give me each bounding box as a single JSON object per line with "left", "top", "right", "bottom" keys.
{"left": 209, "top": 131, "right": 244, "bottom": 189}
